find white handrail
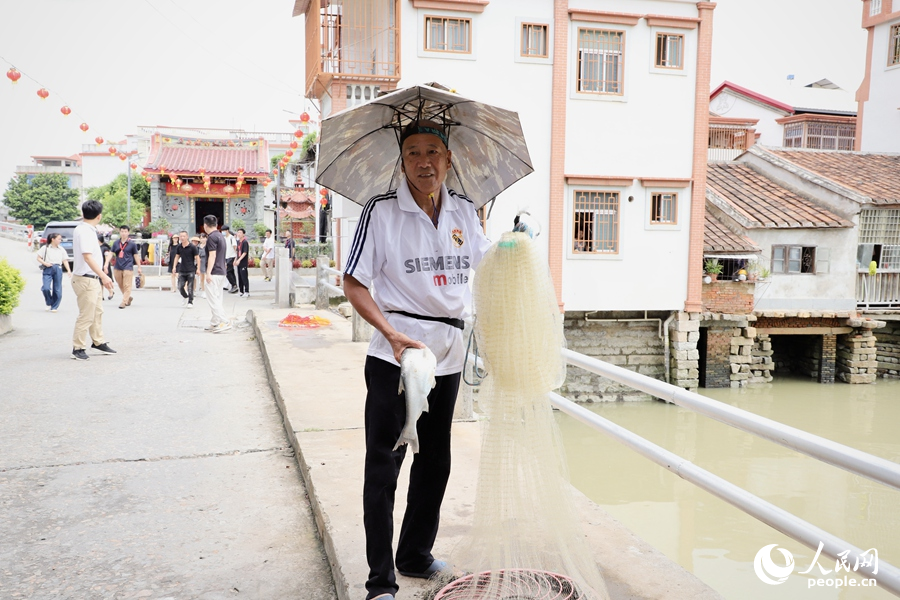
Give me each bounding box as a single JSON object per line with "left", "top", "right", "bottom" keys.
{"left": 549, "top": 392, "right": 900, "bottom": 595}
{"left": 562, "top": 348, "right": 900, "bottom": 491}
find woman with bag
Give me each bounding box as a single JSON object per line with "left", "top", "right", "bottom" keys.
{"left": 36, "top": 233, "right": 71, "bottom": 312}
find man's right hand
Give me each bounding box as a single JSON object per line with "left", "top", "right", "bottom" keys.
{"left": 101, "top": 274, "right": 114, "bottom": 291}
{"left": 386, "top": 331, "right": 426, "bottom": 364}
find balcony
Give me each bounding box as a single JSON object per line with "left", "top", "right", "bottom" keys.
{"left": 708, "top": 116, "right": 758, "bottom": 163}
{"left": 15, "top": 165, "right": 81, "bottom": 175}
{"left": 857, "top": 271, "right": 900, "bottom": 308}
{"left": 305, "top": 0, "right": 400, "bottom": 99}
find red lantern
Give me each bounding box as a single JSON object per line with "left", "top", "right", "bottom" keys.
{"left": 181, "top": 183, "right": 193, "bottom": 193}
{"left": 118, "top": 153, "right": 127, "bottom": 161}
{"left": 237, "top": 167, "right": 244, "bottom": 175}
{"left": 294, "top": 129, "right": 304, "bottom": 139}
{"left": 37, "top": 88, "right": 49, "bottom": 100}
{"left": 320, "top": 188, "right": 328, "bottom": 196}
{"left": 289, "top": 141, "right": 299, "bottom": 149}
{"left": 300, "top": 112, "right": 310, "bottom": 123}
{"left": 285, "top": 149, "right": 294, "bottom": 157}
{"left": 223, "top": 184, "right": 235, "bottom": 194}
{"left": 6, "top": 68, "right": 21, "bottom": 84}
{"left": 60, "top": 105, "right": 71, "bottom": 116}
{"left": 130, "top": 162, "right": 137, "bottom": 170}
{"left": 108, "top": 146, "right": 117, "bottom": 155}
{"left": 95, "top": 136, "right": 104, "bottom": 145}
{"left": 79, "top": 122, "right": 89, "bottom": 132}
{"left": 272, "top": 168, "right": 279, "bottom": 176}
{"left": 174, "top": 178, "right": 183, "bottom": 190}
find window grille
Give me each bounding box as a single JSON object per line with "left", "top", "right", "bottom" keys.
{"left": 655, "top": 33, "right": 683, "bottom": 69}
{"left": 318, "top": 0, "right": 398, "bottom": 78}
{"left": 859, "top": 209, "right": 900, "bottom": 245}
{"left": 577, "top": 29, "right": 624, "bottom": 94}
{"left": 709, "top": 127, "right": 750, "bottom": 149}
{"left": 425, "top": 16, "right": 471, "bottom": 53}
{"left": 782, "top": 121, "right": 855, "bottom": 149}
{"left": 783, "top": 123, "right": 803, "bottom": 148}
{"left": 650, "top": 193, "right": 677, "bottom": 224}
{"left": 521, "top": 23, "right": 548, "bottom": 58}
{"left": 871, "top": 0, "right": 882, "bottom": 16}
{"left": 891, "top": 24, "right": 900, "bottom": 66}
{"left": 573, "top": 191, "right": 619, "bottom": 254}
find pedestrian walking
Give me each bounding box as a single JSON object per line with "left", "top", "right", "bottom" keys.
{"left": 172, "top": 230, "right": 200, "bottom": 308}
{"left": 71, "top": 200, "right": 117, "bottom": 360}
{"left": 167, "top": 234, "right": 178, "bottom": 293}
{"left": 222, "top": 225, "right": 238, "bottom": 293}
{"left": 235, "top": 228, "right": 250, "bottom": 297}
{"left": 99, "top": 235, "right": 115, "bottom": 301}
{"left": 196, "top": 233, "right": 208, "bottom": 298}
{"left": 261, "top": 229, "right": 274, "bottom": 281}
{"left": 284, "top": 228, "right": 296, "bottom": 260}
{"left": 111, "top": 225, "right": 142, "bottom": 309}
{"left": 36, "top": 232, "right": 71, "bottom": 312}
{"left": 202, "top": 215, "right": 231, "bottom": 333}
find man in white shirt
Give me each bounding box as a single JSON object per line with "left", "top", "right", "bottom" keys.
{"left": 261, "top": 229, "right": 275, "bottom": 281}
{"left": 71, "top": 200, "right": 116, "bottom": 360}
{"left": 222, "top": 225, "right": 238, "bottom": 293}
{"left": 343, "top": 120, "right": 491, "bottom": 600}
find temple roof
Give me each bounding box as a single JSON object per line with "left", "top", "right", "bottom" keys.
{"left": 143, "top": 133, "right": 269, "bottom": 177}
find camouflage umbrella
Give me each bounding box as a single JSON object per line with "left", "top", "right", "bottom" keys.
{"left": 315, "top": 84, "right": 534, "bottom": 209}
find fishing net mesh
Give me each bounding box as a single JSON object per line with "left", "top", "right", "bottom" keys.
{"left": 432, "top": 232, "right": 609, "bottom": 600}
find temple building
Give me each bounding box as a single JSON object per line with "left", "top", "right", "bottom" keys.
{"left": 142, "top": 132, "right": 271, "bottom": 233}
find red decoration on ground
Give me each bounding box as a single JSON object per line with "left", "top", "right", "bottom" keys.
{"left": 79, "top": 122, "right": 89, "bottom": 132}
{"left": 6, "top": 68, "right": 21, "bottom": 83}
{"left": 60, "top": 105, "right": 71, "bottom": 116}
{"left": 278, "top": 313, "right": 331, "bottom": 329}
{"left": 37, "top": 88, "right": 49, "bottom": 99}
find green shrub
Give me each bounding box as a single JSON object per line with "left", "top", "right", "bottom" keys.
{"left": 0, "top": 259, "right": 26, "bottom": 315}
{"left": 301, "top": 259, "right": 312, "bottom": 268}
{"left": 231, "top": 218, "right": 247, "bottom": 232}
{"left": 253, "top": 222, "right": 268, "bottom": 240}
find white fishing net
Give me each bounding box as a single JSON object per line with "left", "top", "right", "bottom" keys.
{"left": 433, "top": 232, "right": 610, "bottom": 600}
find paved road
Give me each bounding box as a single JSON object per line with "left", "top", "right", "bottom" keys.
{"left": 0, "top": 237, "right": 336, "bottom": 600}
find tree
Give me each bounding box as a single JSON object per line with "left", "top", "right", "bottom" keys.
{"left": 2, "top": 173, "right": 79, "bottom": 229}
{"left": 86, "top": 173, "right": 150, "bottom": 228}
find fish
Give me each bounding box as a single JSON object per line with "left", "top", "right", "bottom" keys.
{"left": 394, "top": 346, "right": 437, "bottom": 454}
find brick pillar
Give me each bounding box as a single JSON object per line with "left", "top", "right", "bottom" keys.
{"left": 818, "top": 334, "right": 836, "bottom": 383}
{"left": 703, "top": 329, "right": 731, "bottom": 388}
{"left": 548, "top": 0, "right": 570, "bottom": 311}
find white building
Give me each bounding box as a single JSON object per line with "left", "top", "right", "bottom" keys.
{"left": 856, "top": 0, "right": 900, "bottom": 152}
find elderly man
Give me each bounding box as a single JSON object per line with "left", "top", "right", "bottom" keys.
{"left": 343, "top": 120, "right": 492, "bottom": 600}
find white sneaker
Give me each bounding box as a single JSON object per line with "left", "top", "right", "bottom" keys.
{"left": 212, "top": 322, "right": 232, "bottom": 333}
{"left": 45, "top": 306, "right": 51, "bottom": 311}
{"left": 187, "top": 302, "right": 194, "bottom": 309}
{"left": 204, "top": 323, "right": 217, "bottom": 331}
{"left": 181, "top": 299, "right": 188, "bottom": 307}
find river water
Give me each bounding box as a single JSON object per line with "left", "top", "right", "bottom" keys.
{"left": 556, "top": 375, "right": 900, "bottom": 600}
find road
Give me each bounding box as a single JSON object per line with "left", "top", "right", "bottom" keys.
{"left": 0, "top": 236, "right": 336, "bottom": 600}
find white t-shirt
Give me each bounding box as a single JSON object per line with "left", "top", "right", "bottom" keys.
{"left": 224, "top": 234, "right": 237, "bottom": 259}
{"left": 40, "top": 245, "right": 68, "bottom": 265}
{"left": 262, "top": 236, "right": 275, "bottom": 259}
{"left": 344, "top": 179, "right": 491, "bottom": 375}
{"left": 73, "top": 222, "right": 101, "bottom": 276}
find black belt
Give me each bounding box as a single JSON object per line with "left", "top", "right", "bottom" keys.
{"left": 387, "top": 310, "right": 464, "bottom": 330}
{"left": 77, "top": 273, "right": 98, "bottom": 279}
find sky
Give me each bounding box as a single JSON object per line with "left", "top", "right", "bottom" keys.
{"left": 0, "top": 0, "right": 869, "bottom": 193}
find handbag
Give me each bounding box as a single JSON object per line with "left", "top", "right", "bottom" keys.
{"left": 38, "top": 246, "right": 49, "bottom": 270}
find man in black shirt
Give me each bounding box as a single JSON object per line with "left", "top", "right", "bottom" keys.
{"left": 172, "top": 230, "right": 199, "bottom": 308}
{"left": 202, "top": 216, "right": 231, "bottom": 333}
{"left": 235, "top": 228, "right": 250, "bottom": 297}
{"left": 284, "top": 229, "right": 296, "bottom": 260}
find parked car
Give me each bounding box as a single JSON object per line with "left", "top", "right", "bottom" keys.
{"left": 39, "top": 221, "right": 81, "bottom": 263}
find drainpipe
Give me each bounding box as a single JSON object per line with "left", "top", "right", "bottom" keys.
{"left": 663, "top": 312, "right": 676, "bottom": 384}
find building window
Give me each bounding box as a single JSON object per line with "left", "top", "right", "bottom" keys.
{"left": 783, "top": 123, "right": 803, "bottom": 148}
{"left": 871, "top": 0, "right": 883, "bottom": 16}
{"left": 577, "top": 28, "right": 624, "bottom": 94}
{"left": 781, "top": 120, "right": 855, "bottom": 150}
{"left": 425, "top": 16, "right": 471, "bottom": 53}
{"left": 650, "top": 193, "right": 677, "bottom": 224}
{"left": 521, "top": 23, "right": 548, "bottom": 58}
{"left": 772, "top": 245, "right": 816, "bottom": 274}
{"left": 858, "top": 208, "right": 900, "bottom": 270}
{"left": 655, "top": 33, "right": 683, "bottom": 69}
{"left": 891, "top": 24, "right": 900, "bottom": 66}
{"left": 573, "top": 190, "right": 619, "bottom": 253}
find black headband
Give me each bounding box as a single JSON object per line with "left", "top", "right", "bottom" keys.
{"left": 400, "top": 123, "right": 448, "bottom": 147}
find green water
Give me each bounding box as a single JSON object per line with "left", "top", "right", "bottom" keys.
{"left": 556, "top": 376, "right": 900, "bottom": 600}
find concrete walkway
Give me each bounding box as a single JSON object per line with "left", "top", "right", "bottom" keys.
{"left": 249, "top": 309, "right": 724, "bottom": 600}
{"left": 0, "top": 237, "right": 336, "bottom": 600}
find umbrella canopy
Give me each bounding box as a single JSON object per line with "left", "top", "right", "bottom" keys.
{"left": 315, "top": 84, "right": 533, "bottom": 209}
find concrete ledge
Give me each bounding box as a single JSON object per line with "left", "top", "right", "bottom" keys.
{"left": 0, "top": 314, "right": 12, "bottom": 336}
{"left": 249, "top": 308, "right": 723, "bottom": 600}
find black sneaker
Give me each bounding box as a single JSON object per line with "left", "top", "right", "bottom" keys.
{"left": 91, "top": 343, "right": 117, "bottom": 354}
{"left": 72, "top": 348, "right": 89, "bottom": 361}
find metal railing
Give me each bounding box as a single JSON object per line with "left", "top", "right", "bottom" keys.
{"left": 857, "top": 271, "right": 900, "bottom": 309}
{"left": 554, "top": 348, "right": 900, "bottom": 595}
{"left": 0, "top": 222, "right": 33, "bottom": 243}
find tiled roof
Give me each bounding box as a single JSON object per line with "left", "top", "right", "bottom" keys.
{"left": 144, "top": 133, "right": 269, "bottom": 176}
{"left": 704, "top": 212, "right": 759, "bottom": 254}
{"left": 767, "top": 149, "right": 900, "bottom": 205}
{"left": 706, "top": 163, "right": 853, "bottom": 228}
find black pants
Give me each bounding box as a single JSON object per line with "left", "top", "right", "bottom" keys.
{"left": 225, "top": 257, "right": 236, "bottom": 288}
{"left": 177, "top": 272, "right": 195, "bottom": 303}
{"left": 237, "top": 265, "right": 249, "bottom": 294}
{"left": 363, "top": 356, "right": 460, "bottom": 600}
